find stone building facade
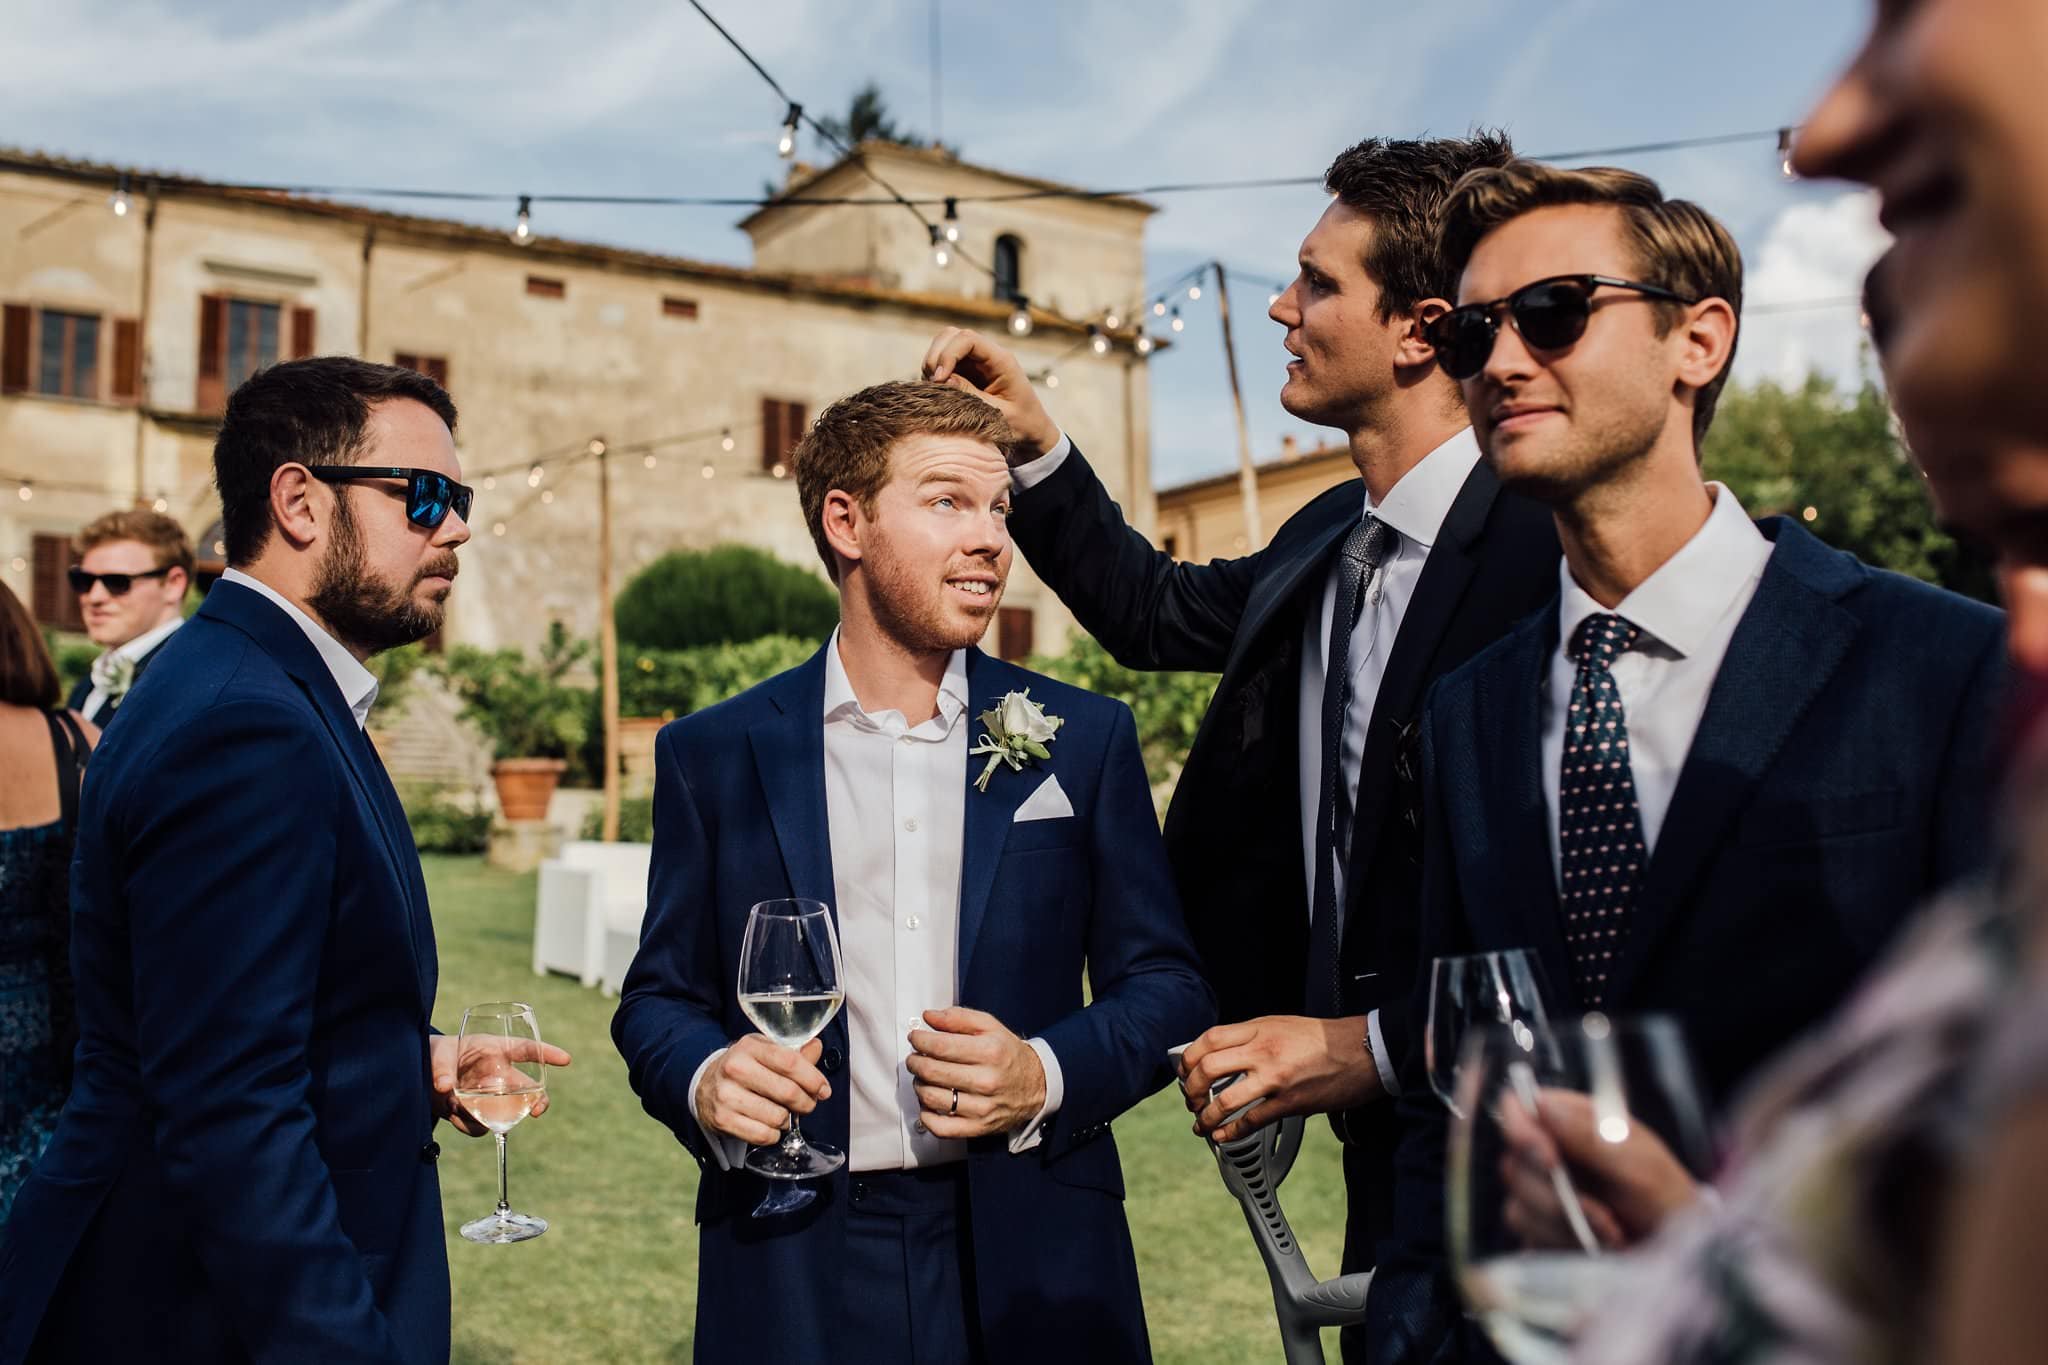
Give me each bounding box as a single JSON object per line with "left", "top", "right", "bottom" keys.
{"left": 1153, "top": 436, "right": 1357, "bottom": 563}
{"left": 0, "top": 142, "right": 1158, "bottom": 659}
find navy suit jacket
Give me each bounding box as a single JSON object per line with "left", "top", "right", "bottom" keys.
{"left": 65, "top": 632, "right": 173, "bottom": 726}
{"left": 611, "top": 644, "right": 1215, "bottom": 1365}
{"left": 1366, "top": 520, "right": 2005, "bottom": 1363}
{"left": 0, "top": 581, "right": 447, "bottom": 1365}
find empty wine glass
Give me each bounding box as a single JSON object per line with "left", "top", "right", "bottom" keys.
{"left": 455, "top": 1002, "right": 550, "bottom": 1244}
{"left": 1426, "top": 949, "right": 1553, "bottom": 1116}
{"left": 738, "top": 898, "right": 846, "bottom": 1217}
{"left": 1449, "top": 1013, "right": 1715, "bottom": 1365}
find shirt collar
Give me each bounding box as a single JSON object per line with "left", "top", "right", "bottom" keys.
{"left": 1363, "top": 426, "right": 1482, "bottom": 551}
{"left": 1556, "top": 482, "right": 1771, "bottom": 660}
{"left": 822, "top": 626, "right": 970, "bottom": 735}
{"left": 219, "top": 567, "right": 381, "bottom": 728}
{"left": 110, "top": 615, "right": 183, "bottom": 664}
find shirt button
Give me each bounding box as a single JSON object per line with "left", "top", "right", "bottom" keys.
{"left": 912, "top": 1119, "right": 928, "bottom": 1135}
{"left": 903, "top": 817, "right": 919, "bottom": 832}
{"left": 905, "top": 914, "right": 921, "bottom": 931}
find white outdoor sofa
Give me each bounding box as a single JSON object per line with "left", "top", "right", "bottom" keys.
{"left": 532, "top": 840, "right": 654, "bottom": 994}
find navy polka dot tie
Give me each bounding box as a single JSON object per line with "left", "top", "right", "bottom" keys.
{"left": 1558, "top": 613, "right": 1646, "bottom": 1008}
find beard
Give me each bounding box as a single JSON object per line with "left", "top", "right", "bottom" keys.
{"left": 862, "top": 541, "right": 1004, "bottom": 655}
{"left": 308, "top": 497, "right": 456, "bottom": 656}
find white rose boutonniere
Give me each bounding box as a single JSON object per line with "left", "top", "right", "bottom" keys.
{"left": 969, "top": 689, "right": 1064, "bottom": 793}
{"left": 91, "top": 651, "right": 137, "bottom": 703}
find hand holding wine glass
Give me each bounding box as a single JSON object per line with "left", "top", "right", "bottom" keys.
{"left": 454, "top": 1002, "right": 555, "bottom": 1244}
{"left": 736, "top": 898, "right": 846, "bottom": 1217}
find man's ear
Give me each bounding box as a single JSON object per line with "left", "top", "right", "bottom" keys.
{"left": 820, "top": 488, "right": 863, "bottom": 576}
{"left": 1395, "top": 298, "right": 1453, "bottom": 370}
{"left": 1675, "top": 297, "right": 1739, "bottom": 394}
{"left": 270, "top": 463, "right": 322, "bottom": 551}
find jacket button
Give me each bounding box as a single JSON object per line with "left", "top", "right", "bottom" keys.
{"left": 821, "top": 1046, "right": 844, "bottom": 1074}
{"left": 420, "top": 1140, "right": 441, "bottom": 1164}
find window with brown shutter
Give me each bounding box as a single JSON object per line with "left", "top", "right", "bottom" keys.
{"left": 526, "top": 276, "right": 565, "bottom": 299}
{"left": 761, "top": 397, "right": 806, "bottom": 476}
{"left": 111, "top": 317, "right": 140, "bottom": 403}
{"left": 197, "top": 295, "right": 284, "bottom": 412}
{"left": 1, "top": 304, "right": 31, "bottom": 394}
{"left": 290, "top": 306, "right": 315, "bottom": 359}
{"left": 662, "top": 296, "right": 699, "bottom": 319}
{"left": 195, "top": 294, "right": 226, "bottom": 412}
{"left": 35, "top": 310, "right": 100, "bottom": 399}
{"left": 31, "top": 534, "right": 85, "bottom": 631}
{"left": 997, "top": 606, "right": 1035, "bottom": 661}
{"left": 394, "top": 353, "right": 451, "bottom": 389}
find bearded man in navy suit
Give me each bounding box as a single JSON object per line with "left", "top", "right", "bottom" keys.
{"left": 0, "top": 358, "right": 568, "bottom": 1365}
{"left": 612, "top": 380, "right": 1214, "bottom": 1365}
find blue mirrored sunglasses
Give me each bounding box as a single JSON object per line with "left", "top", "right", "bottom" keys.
{"left": 309, "top": 466, "right": 474, "bottom": 529}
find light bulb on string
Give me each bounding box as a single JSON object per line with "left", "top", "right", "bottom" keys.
{"left": 1188, "top": 283, "right": 1202, "bottom": 301}
{"left": 771, "top": 462, "right": 789, "bottom": 479}
{"left": 492, "top": 522, "right": 507, "bottom": 537}
{"left": 1088, "top": 326, "right": 1110, "bottom": 356}
{"left": 1104, "top": 310, "right": 1122, "bottom": 331}
{"left": 1044, "top": 371, "right": 1059, "bottom": 389}
{"left": 527, "top": 464, "right": 543, "bottom": 488}
{"left": 943, "top": 197, "right": 961, "bottom": 243}
{"left": 1135, "top": 332, "right": 1155, "bottom": 356}
{"left": 778, "top": 102, "right": 803, "bottom": 159}
{"left": 513, "top": 195, "right": 533, "bottom": 246}
{"left": 1778, "top": 128, "right": 1796, "bottom": 180}
{"left": 151, "top": 493, "right": 168, "bottom": 514}
{"left": 1008, "top": 297, "right": 1033, "bottom": 337}
{"left": 8, "top": 557, "right": 22, "bottom": 573}
{"left": 929, "top": 224, "right": 950, "bottom": 268}
{"left": 483, "top": 475, "right": 497, "bottom": 491}
{"left": 701, "top": 464, "right": 716, "bottom": 480}
{"left": 720, "top": 428, "right": 735, "bottom": 452}
{"left": 1170, "top": 306, "right": 1185, "bottom": 333}
{"left": 16, "top": 482, "right": 31, "bottom": 502}
{"left": 110, "top": 173, "right": 131, "bottom": 218}
{"left": 1152, "top": 300, "right": 1167, "bottom": 317}
{"left": 587, "top": 437, "right": 607, "bottom": 457}
{"left": 540, "top": 489, "right": 555, "bottom": 505}
{"left": 643, "top": 454, "right": 657, "bottom": 469}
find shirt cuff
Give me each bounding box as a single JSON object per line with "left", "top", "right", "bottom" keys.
{"left": 1008, "top": 1037, "right": 1065, "bottom": 1153}
{"left": 1366, "top": 1008, "right": 1402, "bottom": 1099}
{"left": 1009, "top": 432, "right": 1072, "bottom": 491}
{"left": 685, "top": 1046, "right": 750, "bottom": 1171}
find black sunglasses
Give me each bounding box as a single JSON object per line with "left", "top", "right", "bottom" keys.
{"left": 1427, "top": 274, "right": 1698, "bottom": 381}
{"left": 68, "top": 565, "right": 173, "bottom": 596}
{"left": 310, "top": 466, "right": 474, "bottom": 529}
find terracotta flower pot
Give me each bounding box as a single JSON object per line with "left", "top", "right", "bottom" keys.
{"left": 491, "top": 758, "right": 567, "bottom": 822}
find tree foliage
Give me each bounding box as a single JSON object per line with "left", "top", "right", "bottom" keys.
{"left": 613, "top": 545, "right": 839, "bottom": 651}
{"left": 435, "top": 621, "right": 592, "bottom": 761}
{"left": 813, "top": 82, "right": 952, "bottom": 155}
{"left": 1028, "top": 633, "right": 1218, "bottom": 788}
{"left": 1702, "top": 373, "right": 1996, "bottom": 603}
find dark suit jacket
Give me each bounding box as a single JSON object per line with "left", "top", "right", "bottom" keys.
{"left": 1006, "top": 439, "right": 1558, "bottom": 1261}
{"left": 0, "top": 581, "right": 447, "bottom": 1365}
{"left": 610, "top": 645, "right": 1215, "bottom": 1365}
{"left": 1366, "top": 519, "right": 2006, "bottom": 1363}
{"left": 65, "top": 630, "right": 175, "bottom": 726}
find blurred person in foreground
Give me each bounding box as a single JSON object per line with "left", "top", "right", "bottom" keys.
{"left": 0, "top": 584, "right": 95, "bottom": 1222}
{"left": 1367, "top": 161, "right": 2003, "bottom": 1363}
{"left": 0, "top": 357, "right": 566, "bottom": 1365}
{"left": 65, "top": 508, "right": 194, "bottom": 726}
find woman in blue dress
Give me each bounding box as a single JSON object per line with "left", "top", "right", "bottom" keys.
{"left": 0, "top": 583, "right": 95, "bottom": 1223}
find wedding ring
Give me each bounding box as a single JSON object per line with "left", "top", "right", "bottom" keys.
{"left": 949, "top": 1088, "right": 960, "bottom": 1115}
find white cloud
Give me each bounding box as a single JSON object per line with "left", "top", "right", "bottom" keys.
{"left": 1734, "top": 189, "right": 1889, "bottom": 389}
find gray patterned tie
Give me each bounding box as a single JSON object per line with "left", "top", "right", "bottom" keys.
{"left": 1306, "top": 515, "right": 1396, "bottom": 1018}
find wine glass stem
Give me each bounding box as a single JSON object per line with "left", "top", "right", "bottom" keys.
{"left": 494, "top": 1132, "right": 511, "bottom": 1216}
{"left": 781, "top": 1118, "right": 806, "bottom": 1157}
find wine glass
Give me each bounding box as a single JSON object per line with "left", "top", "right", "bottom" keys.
{"left": 455, "top": 1002, "right": 551, "bottom": 1244}
{"left": 1448, "top": 1013, "right": 1715, "bottom": 1365}
{"left": 738, "top": 898, "right": 846, "bottom": 1217}
{"left": 1426, "top": 949, "right": 1553, "bottom": 1116}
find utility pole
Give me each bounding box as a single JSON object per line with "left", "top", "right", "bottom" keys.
{"left": 592, "top": 436, "right": 621, "bottom": 842}
{"left": 1212, "top": 262, "right": 1264, "bottom": 550}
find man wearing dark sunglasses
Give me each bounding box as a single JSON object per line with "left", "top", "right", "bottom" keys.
{"left": 1365, "top": 160, "right": 2005, "bottom": 1363}
{"left": 0, "top": 356, "right": 558, "bottom": 1365}
{"left": 64, "top": 508, "right": 195, "bottom": 726}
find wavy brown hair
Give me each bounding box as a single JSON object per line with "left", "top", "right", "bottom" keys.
{"left": 0, "top": 582, "right": 60, "bottom": 708}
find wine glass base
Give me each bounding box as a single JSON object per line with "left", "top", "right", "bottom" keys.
{"left": 745, "top": 1140, "right": 845, "bottom": 1181}
{"left": 460, "top": 1210, "right": 548, "bottom": 1244}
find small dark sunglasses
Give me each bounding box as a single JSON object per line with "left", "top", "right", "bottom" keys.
{"left": 1427, "top": 274, "right": 1697, "bottom": 381}
{"left": 310, "top": 466, "right": 474, "bottom": 529}
{"left": 68, "top": 565, "right": 173, "bottom": 596}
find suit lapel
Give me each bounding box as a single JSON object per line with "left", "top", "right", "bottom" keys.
{"left": 1230, "top": 487, "right": 1358, "bottom": 672}
{"left": 747, "top": 649, "right": 838, "bottom": 910}
{"left": 957, "top": 650, "right": 1037, "bottom": 981}
{"left": 1481, "top": 615, "right": 1573, "bottom": 978}
{"left": 1345, "top": 460, "right": 1502, "bottom": 895}
{"left": 1610, "top": 531, "right": 1862, "bottom": 999}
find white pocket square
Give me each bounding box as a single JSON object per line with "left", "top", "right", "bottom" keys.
{"left": 1012, "top": 773, "right": 1075, "bottom": 823}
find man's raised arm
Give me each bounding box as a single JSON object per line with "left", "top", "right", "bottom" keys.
{"left": 924, "top": 327, "right": 1258, "bottom": 674}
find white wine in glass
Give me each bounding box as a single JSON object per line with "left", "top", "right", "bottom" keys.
{"left": 455, "top": 1001, "right": 551, "bottom": 1244}
{"left": 738, "top": 898, "right": 846, "bottom": 1218}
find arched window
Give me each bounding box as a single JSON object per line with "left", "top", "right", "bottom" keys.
{"left": 992, "top": 234, "right": 1024, "bottom": 302}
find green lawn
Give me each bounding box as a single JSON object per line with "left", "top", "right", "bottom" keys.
{"left": 424, "top": 854, "right": 1349, "bottom": 1363}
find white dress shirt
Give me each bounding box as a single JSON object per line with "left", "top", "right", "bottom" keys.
{"left": 689, "top": 630, "right": 1062, "bottom": 1172}
{"left": 1540, "top": 483, "right": 1773, "bottom": 881}
{"left": 1014, "top": 428, "right": 1484, "bottom": 1097}
{"left": 80, "top": 615, "right": 183, "bottom": 722}
{"left": 219, "top": 568, "right": 380, "bottom": 730}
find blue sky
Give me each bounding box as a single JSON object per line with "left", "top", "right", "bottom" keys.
{"left": 1, "top": 0, "right": 1882, "bottom": 485}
